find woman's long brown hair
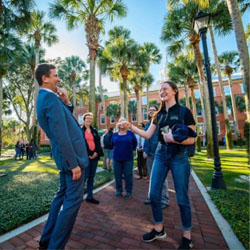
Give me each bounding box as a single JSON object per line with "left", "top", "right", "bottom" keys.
{"left": 152, "top": 80, "right": 179, "bottom": 122}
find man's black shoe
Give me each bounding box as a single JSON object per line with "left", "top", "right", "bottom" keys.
{"left": 86, "top": 198, "right": 100, "bottom": 204}
{"left": 142, "top": 227, "right": 167, "bottom": 242}
{"left": 178, "top": 237, "right": 193, "bottom": 249}
{"left": 39, "top": 241, "right": 49, "bottom": 250}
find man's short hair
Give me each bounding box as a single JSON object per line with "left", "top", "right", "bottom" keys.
{"left": 35, "top": 64, "right": 56, "bottom": 86}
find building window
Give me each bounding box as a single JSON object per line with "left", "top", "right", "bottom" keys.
{"left": 143, "top": 108, "right": 148, "bottom": 121}
{"left": 229, "top": 121, "right": 236, "bottom": 134}
{"left": 99, "top": 103, "right": 104, "bottom": 110}
{"left": 100, "top": 114, "right": 106, "bottom": 125}
{"left": 227, "top": 107, "right": 232, "bottom": 115}
{"left": 78, "top": 115, "right": 83, "bottom": 126}
{"left": 141, "top": 96, "right": 147, "bottom": 105}
{"left": 131, "top": 113, "right": 137, "bottom": 122}
{"left": 224, "top": 86, "right": 231, "bottom": 96}
{"left": 240, "top": 84, "right": 245, "bottom": 94}
{"left": 217, "top": 121, "right": 221, "bottom": 135}
{"left": 110, "top": 115, "right": 115, "bottom": 124}
{"left": 215, "top": 106, "right": 219, "bottom": 116}
{"left": 213, "top": 87, "right": 216, "bottom": 97}
{"left": 196, "top": 107, "right": 203, "bottom": 117}
{"left": 197, "top": 123, "right": 205, "bottom": 136}
{"left": 194, "top": 89, "right": 200, "bottom": 99}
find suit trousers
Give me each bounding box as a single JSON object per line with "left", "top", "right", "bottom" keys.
{"left": 40, "top": 170, "right": 85, "bottom": 249}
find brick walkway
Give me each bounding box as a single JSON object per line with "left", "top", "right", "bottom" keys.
{"left": 0, "top": 174, "right": 228, "bottom": 249}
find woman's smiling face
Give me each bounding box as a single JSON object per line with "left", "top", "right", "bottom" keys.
{"left": 159, "top": 82, "right": 176, "bottom": 103}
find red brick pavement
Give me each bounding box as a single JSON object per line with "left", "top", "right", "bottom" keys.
{"left": 0, "top": 174, "right": 228, "bottom": 249}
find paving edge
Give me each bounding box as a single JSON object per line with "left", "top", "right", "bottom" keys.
{"left": 0, "top": 179, "right": 115, "bottom": 243}
{"left": 191, "top": 170, "right": 245, "bottom": 250}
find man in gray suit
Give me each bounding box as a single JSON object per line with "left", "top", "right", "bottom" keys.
{"left": 36, "top": 64, "right": 89, "bottom": 249}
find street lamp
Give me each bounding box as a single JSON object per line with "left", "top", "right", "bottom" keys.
{"left": 194, "top": 11, "right": 226, "bottom": 189}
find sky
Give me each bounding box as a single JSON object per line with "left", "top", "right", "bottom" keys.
{"left": 36, "top": 0, "right": 249, "bottom": 92}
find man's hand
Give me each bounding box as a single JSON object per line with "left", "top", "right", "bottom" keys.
{"left": 71, "top": 166, "right": 82, "bottom": 180}
{"left": 56, "top": 87, "right": 71, "bottom": 105}
{"left": 143, "top": 152, "right": 147, "bottom": 159}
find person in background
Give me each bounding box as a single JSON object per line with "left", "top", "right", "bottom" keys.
{"left": 103, "top": 127, "right": 114, "bottom": 172}
{"left": 143, "top": 106, "right": 169, "bottom": 209}
{"left": 15, "top": 141, "right": 21, "bottom": 160}
{"left": 101, "top": 129, "right": 108, "bottom": 170}
{"left": 20, "top": 142, "right": 25, "bottom": 160}
{"left": 135, "top": 123, "right": 147, "bottom": 179}
{"left": 82, "top": 112, "right": 104, "bottom": 204}
{"left": 112, "top": 117, "right": 137, "bottom": 198}
{"left": 25, "top": 143, "right": 30, "bottom": 160}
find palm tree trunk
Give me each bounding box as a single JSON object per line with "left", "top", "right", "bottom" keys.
{"left": 226, "top": 0, "right": 250, "bottom": 116}
{"left": 0, "top": 77, "right": 3, "bottom": 156}
{"left": 209, "top": 26, "right": 233, "bottom": 149}
{"left": 190, "top": 86, "right": 201, "bottom": 151}
{"left": 192, "top": 40, "right": 213, "bottom": 158}
{"left": 146, "top": 85, "right": 149, "bottom": 111}
{"left": 135, "top": 90, "right": 142, "bottom": 124}
{"left": 98, "top": 68, "right": 107, "bottom": 128}
{"left": 123, "top": 78, "right": 128, "bottom": 119}
{"left": 89, "top": 57, "right": 96, "bottom": 126}
{"left": 120, "top": 85, "right": 124, "bottom": 118}
{"left": 228, "top": 75, "right": 240, "bottom": 139}
{"left": 30, "top": 47, "right": 40, "bottom": 145}
{"left": 72, "top": 80, "right": 77, "bottom": 117}
{"left": 184, "top": 82, "right": 190, "bottom": 109}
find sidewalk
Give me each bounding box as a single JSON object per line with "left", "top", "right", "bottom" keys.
{"left": 0, "top": 174, "right": 228, "bottom": 249}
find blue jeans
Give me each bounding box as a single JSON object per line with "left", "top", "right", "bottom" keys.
{"left": 147, "top": 154, "right": 169, "bottom": 205}
{"left": 149, "top": 143, "right": 192, "bottom": 230}
{"left": 85, "top": 158, "right": 98, "bottom": 199}
{"left": 113, "top": 159, "right": 134, "bottom": 194}
{"left": 40, "top": 169, "right": 85, "bottom": 249}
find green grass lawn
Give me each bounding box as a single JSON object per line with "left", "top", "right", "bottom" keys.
{"left": 191, "top": 148, "right": 249, "bottom": 249}
{"left": 0, "top": 156, "right": 113, "bottom": 235}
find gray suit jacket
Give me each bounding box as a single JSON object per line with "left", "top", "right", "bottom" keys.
{"left": 37, "top": 89, "right": 89, "bottom": 172}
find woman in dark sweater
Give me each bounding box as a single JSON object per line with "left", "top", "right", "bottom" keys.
{"left": 112, "top": 117, "right": 137, "bottom": 199}
{"left": 82, "top": 112, "right": 103, "bottom": 204}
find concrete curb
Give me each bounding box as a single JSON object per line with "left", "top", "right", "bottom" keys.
{"left": 0, "top": 179, "right": 115, "bottom": 244}
{"left": 191, "top": 170, "right": 245, "bottom": 250}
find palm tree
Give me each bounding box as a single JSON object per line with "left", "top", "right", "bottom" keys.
{"left": 205, "top": 0, "right": 234, "bottom": 149}
{"left": 103, "top": 26, "right": 143, "bottom": 118}
{"left": 0, "top": 0, "right": 34, "bottom": 155}
{"left": 128, "top": 100, "right": 137, "bottom": 122}
{"left": 219, "top": 51, "right": 241, "bottom": 140}
{"left": 97, "top": 48, "right": 110, "bottom": 128}
{"left": 26, "top": 10, "right": 58, "bottom": 140}
{"left": 140, "top": 43, "right": 162, "bottom": 110}
{"left": 49, "top": 0, "right": 127, "bottom": 126}
{"left": 183, "top": 0, "right": 250, "bottom": 121}
{"left": 142, "top": 73, "right": 154, "bottom": 119}
{"left": 58, "top": 56, "right": 87, "bottom": 117}
{"left": 106, "top": 103, "right": 121, "bottom": 122}
{"left": 130, "top": 75, "right": 143, "bottom": 123}
{"left": 226, "top": 0, "right": 250, "bottom": 112}
{"left": 161, "top": 2, "right": 214, "bottom": 158}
